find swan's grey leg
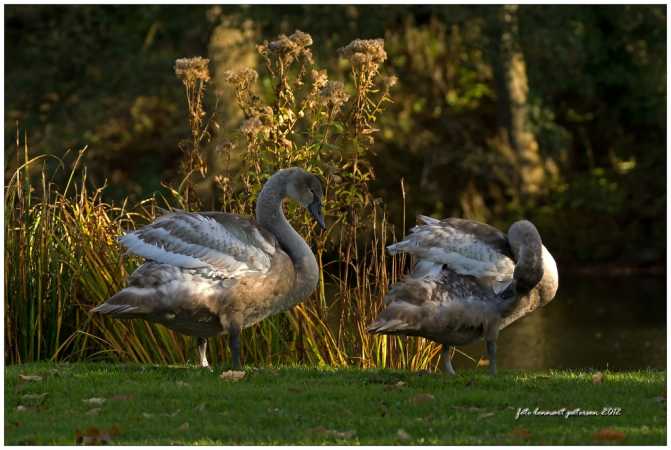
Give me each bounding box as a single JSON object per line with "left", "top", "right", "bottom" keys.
{"left": 230, "top": 325, "right": 242, "bottom": 370}
{"left": 197, "top": 337, "right": 211, "bottom": 370}
{"left": 442, "top": 345, "right": 456, "bottom": 375}
{"left": 486, "top": 340, "right": 497, "bottom": 376}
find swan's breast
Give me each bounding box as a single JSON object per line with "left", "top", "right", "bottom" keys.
{"left": 220, "top": 249, "right": 297, "bottom": 329}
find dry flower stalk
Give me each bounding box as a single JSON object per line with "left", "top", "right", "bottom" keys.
{"left": 338, "top": 38, "right": 393, "bottom": 138}
{"left": 174, "top": 57, "right": 213, "bottom": 207}
{"left": 175, "top": 57, "right": 211, "bottom": 83}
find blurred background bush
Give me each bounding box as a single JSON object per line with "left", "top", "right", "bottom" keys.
{"left": 5, "top": 4, "right": 665, "bottom": 266}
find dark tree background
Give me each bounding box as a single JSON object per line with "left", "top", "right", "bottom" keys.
{"left": 5, "top": 4, "right": 666, "bottom": 268}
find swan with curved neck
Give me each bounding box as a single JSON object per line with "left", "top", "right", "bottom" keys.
{"left": 368, "top": 217, "right": 559, "bottom": 375}
{"left": 91, "top": 167, "right": 324, "bottom": 369}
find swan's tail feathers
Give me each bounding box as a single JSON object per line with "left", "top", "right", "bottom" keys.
{"left": 367, "top": 294, "right": 423, "bottom": 335}
{"left": 90, "top": 303, "right": 140, "bottom": 316}
{"left": 417, "top": 214, "right": 440, "bottom": 225}
{"left": 386, "top": 240, "right": 411, "bottom": 255}
{"left": 367, "top": 318, "right": 414, "bottom": 334}
{"left": 90, "top": 287, "right": 157, "bottom": 319}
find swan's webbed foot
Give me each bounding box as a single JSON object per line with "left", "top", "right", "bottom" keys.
{"left": 442, "top": 345, "right": 457, "bottom": 375}
{"left": 229, "top": 325, "right": 242, "bottom": 370}
{"left": 486, "top": 340, "right": 497, "bottom": 376}
{"left": 197, "top": 337, "right": 213, "bottom": 371}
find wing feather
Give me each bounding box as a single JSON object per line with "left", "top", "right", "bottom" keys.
{"left": 388, "top": 216, "right": 515, "bottom": 289}
{"left": 120, "top": 211, "right": 277, "bottom": 278}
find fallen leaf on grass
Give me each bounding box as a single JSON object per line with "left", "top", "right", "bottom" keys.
{"left": 21, "top": 393, "right": 48, "bottom": 405}
{"left": 510, "top": 427, "right": 532, "bottom": 439}
{"left": 397, "top": 429, "right": 411, "bottom": 442}
{"left": 178, "top": 422, "right": 189, "bottom": 432}
{"left": 75, "top": 426, "right": 120, "bottom": 445}
{"left": 86, "top": 408, "right": 101, "bottom": 417}
{"left": 19, "top": 374, "right": 43, "bottom": 382}
{"left": 410, "top": 393, "right": 435, "bottom": 405}
{"left": 477, "top": 357, "right": 490, "bottom": 367}
{"left": 16, "top": 405, "right": 31, "bottom": 412}
{"left": 592, "top": 371, "right": 604, "bottom": 384}
{"left": 477, "top": 411, "right": 496, "bottom": 420}
{"left": 593, "top": 427, "right": 625, "bottom": 442}
{"left": 143, "top": 410, "right": 180, "bottom": 419}
{"left": 194, "top": 402, "right": 207, "bottom": 412}
{"left": 453, "top": 405, "right": 485, "bottom": 413}
{"left": 82, "top": 397, "right": 106, "bottom": 406}
{"left": 384, "top": 381, "right": 407, "bottom": 391}
{"left": 310, "top": 426, "right": 356, "bottom": 439}
{"left": 220, "top": 370, "right": 246, "bottom": 381}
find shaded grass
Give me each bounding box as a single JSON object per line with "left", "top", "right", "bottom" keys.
{"left": 5, "top": 363, "right": 666, "bottom": 445}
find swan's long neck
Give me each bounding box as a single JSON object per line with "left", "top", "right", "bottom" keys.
{"left": 256, "top": 170, "right": 320, "bottom": 304}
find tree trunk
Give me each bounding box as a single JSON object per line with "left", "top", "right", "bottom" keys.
{"left": 494, "top": 5, "right": 544, "bottom": 199}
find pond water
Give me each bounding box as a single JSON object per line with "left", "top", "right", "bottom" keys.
{"left": 457, "top": 274, "right": 667, "bottom": 372}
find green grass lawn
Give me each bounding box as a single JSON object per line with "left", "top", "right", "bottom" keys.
{"left": 5, "top": 363, "right": 666, "bottom": 445}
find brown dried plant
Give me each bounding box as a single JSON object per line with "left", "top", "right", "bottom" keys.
{"left": 174, "top": 57, "right": 212, "bottom": 208}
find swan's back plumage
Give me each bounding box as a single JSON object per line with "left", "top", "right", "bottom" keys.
{"left": 120, "top": 211, "right": 277, "bottom": 279}
{"left": 387, "top": 216, "right": 515, "bottom": 292}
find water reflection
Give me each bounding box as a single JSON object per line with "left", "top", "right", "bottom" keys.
{"left": 457, "top": 274, "right": 666, "bottom": 371}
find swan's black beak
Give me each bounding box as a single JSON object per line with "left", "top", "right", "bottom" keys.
{"left": 308, "top": 199, "right": 326, "bottom": 229}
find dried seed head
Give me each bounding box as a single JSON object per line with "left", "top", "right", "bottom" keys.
{"left": 320, "top": 81, "right": 350, "bottom": 113}
{"left": 223, "top": 67, "right": 258, "bottom": 87}
{"left": 311, "top": 69, "right": 328, "bottom": 90}
{"left": 175, "top": 57, "right": 211, "bottom": 82}
{"left": 249, "top": 105, "right": 274, "bottom": 125}
{"left": 260, "top": 30, "right": 313, "bottom": 65}
{"left": 289, "top": 30, "right": 313, "bottom": 48}
{"left": 338, "top": 38, "right": 387, "bottom": 67}
{"left": 268, "top": 34, "right": 295, "bottom": 53}
{"left": 384, "top": 75, "right": 398, "bottom": 88}
{"left": 240, "top": 117, "right": 265, "bottom": 137}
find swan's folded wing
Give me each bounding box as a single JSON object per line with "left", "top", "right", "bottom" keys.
{"left": 119, "top": 211, "right": 277, "bottom": 278}
{"left": 388, "top": 216, "right": 515, "bottom": 287}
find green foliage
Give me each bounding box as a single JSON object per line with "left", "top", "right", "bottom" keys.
{"left": 5, "top": 5, "right": 666, "bottom": 265}
{"left": 5, "top": 363, "right": 667, "bottom": 445}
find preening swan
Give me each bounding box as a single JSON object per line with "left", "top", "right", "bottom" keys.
{"left": 368, "top": 216, "right": 558, "bottom": 375}
{"left": 91, "top": 167, "right": 325, "bottom": 369}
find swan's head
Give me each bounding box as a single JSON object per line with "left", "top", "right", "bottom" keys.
{"left": 507, "top": 220, "right": 544, "bottom": 293}
{"left": 285, "top": 168, "right": 326, "bottom": 229}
